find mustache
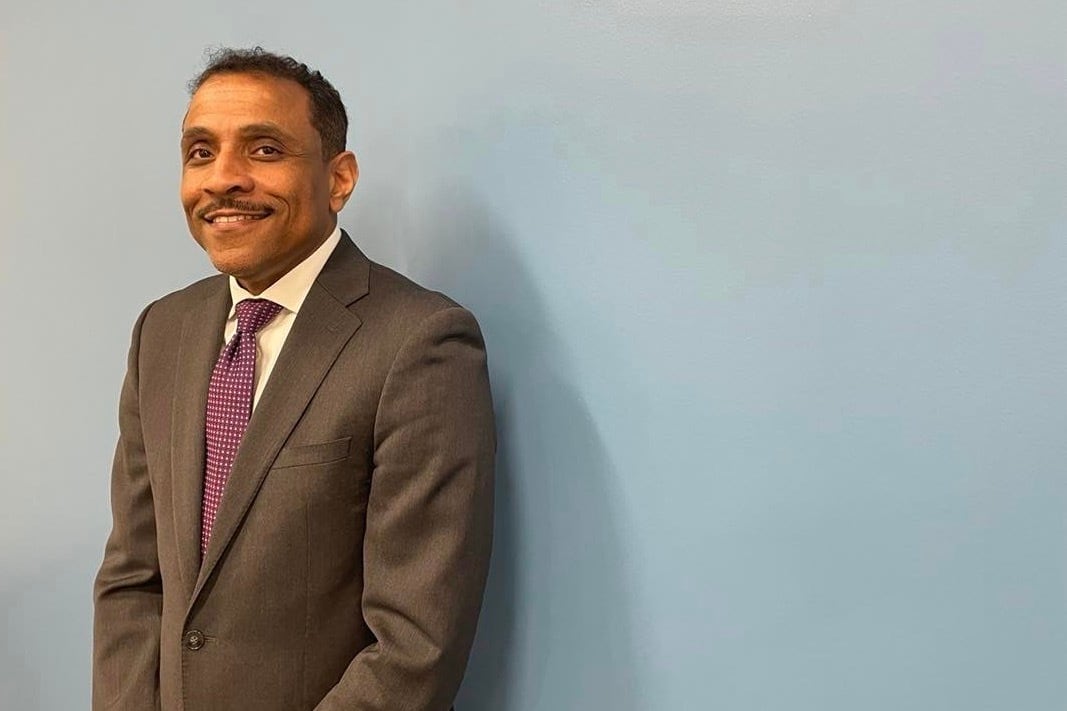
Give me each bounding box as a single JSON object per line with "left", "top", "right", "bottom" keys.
{"left": 196, "top": 198, "right": 273, "bottom": 220}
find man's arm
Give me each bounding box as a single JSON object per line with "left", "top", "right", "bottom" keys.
{"left": 315, "top": 305, "right": 496, "bottom": 711}
{"left": 92, "top": 304, "right": 162, "bottom": 710}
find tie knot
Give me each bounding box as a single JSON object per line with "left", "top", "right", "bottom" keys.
{"left": 235, "top": 298, "right": 282, "bottom": 335}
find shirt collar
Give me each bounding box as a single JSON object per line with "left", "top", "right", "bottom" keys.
{"left": 227, "top": 226, "right": 342, "bottom": 318}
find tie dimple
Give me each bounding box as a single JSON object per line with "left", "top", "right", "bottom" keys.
{"left": 200, "top": 298, "right": 283, "bottom": 558}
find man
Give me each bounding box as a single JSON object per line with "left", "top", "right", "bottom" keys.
{"left": 92, "top": 48, "right": 495, "bottom": 711}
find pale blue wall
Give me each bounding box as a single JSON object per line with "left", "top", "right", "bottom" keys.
{"left": 2, "top": 2, "right": 1065, "bottom": 709}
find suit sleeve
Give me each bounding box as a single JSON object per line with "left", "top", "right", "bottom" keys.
{"left": 92, "top": 303, "right": 163, "bottom": 711}
{"left": 314, "top": 305, "right": 496, "bottom": 711}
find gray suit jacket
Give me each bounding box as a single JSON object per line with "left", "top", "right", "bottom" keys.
{"left": 93, "top": 233, "right": 495, "bottom": 710}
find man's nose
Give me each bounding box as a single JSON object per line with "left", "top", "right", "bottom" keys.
{"left": 204, "top": 151, "right": 254, "bottom": 194}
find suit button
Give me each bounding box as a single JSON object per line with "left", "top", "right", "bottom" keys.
{"left": 183, "top": 629, "right": 205, "bottom": 651}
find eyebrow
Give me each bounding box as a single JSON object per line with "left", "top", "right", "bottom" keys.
{"left": 180, "top": 126, "right": 214, "bottom": 145}
{"left": 180, "top": 122, "right": 297, "bottom": 145}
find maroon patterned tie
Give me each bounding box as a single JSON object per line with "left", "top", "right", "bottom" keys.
{"left": 200, "top": 298, "right": 283, "bottom": 557}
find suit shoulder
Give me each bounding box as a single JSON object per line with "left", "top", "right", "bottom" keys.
{"left": 353, "top": 259, "right": 490, "bottom": 358}
{"left": 138, "top": 274, "right": 227, "bottom": 329}
{"left": 364, "top": 259, "right": 466, "bottom": 323}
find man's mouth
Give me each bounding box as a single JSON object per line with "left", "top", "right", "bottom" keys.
{"left": 203, "top": 209, "right": 273, "bottom": 224}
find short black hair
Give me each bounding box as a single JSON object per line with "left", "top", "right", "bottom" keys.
{"left": 188, "top": 47, "right": 348, "bottom": 159}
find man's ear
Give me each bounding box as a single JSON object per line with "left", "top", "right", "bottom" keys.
{"left": 329, "top": 151, "right": 359, "bottom": 213}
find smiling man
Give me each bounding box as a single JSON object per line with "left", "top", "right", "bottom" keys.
{"left": 92, "top": 48, "right": 495, "bottom": 711}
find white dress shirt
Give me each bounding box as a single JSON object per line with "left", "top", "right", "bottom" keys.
{"left": 224, "top": 226, "right": 342, "bottom": 410}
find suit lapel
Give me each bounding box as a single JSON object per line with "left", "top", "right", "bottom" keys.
{"left": 191, "top": 233, "right": 371, "bottom": 603}
{"left": 170, "top": 278, "right": 230, "bottom": 600}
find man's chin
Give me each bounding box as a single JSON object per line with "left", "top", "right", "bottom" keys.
{"left": 204, "top": 251, "right": 258, "bottom": 281}
{"left": 206, "top": 254, "right": 282, "bottom": 294}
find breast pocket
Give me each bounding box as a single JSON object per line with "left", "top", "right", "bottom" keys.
{"left": 271, "top": 437, "right": 351, "bottom": 470}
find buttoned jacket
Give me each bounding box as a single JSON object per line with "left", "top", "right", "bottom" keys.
{"left": 93, "top": 233, "right": 495, "bottom": 711}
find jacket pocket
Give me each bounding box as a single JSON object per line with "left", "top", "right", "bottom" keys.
{"left": 271, "top": 437, "right": 351, "bottom": 470}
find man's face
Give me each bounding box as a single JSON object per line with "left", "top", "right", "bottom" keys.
{"left": 180, "top": 72, "right": 356, "bottom": 294}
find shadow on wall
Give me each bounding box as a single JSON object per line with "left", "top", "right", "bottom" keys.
{"left": 353, "top": 187, "right": 645, "bottom": 709}
{"left": 0, "top": 579, "right": 37, "bottom": 709}
{"left": 0, "top": 549, "right": 102, "bottom": 709}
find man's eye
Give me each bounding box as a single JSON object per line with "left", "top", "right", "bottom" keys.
{"left": 186, "top": 148, "right": 212, "bottom": 161}
{"left": 253, "top": 145, "right": 282, "bottom": 156}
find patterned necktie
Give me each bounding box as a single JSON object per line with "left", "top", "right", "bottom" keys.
{"left": 200, "top": 298, "right": 283, "bottom": 557}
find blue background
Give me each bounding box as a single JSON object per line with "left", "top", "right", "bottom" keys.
{"left": 2, "top": 1, "right": 1065, "bottom": 708}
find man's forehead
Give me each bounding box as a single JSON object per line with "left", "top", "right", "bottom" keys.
{"left": 182, "top": 73, "right": 312, "bottom": 133}
{"left": 187, "top": 75, "right": 303, "bottom": 112}
{"left": 192, "top": 70, "right": 304, "bottom": 97}
{"left": 181, "top": 121, "right": 297, "bottom": 144}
